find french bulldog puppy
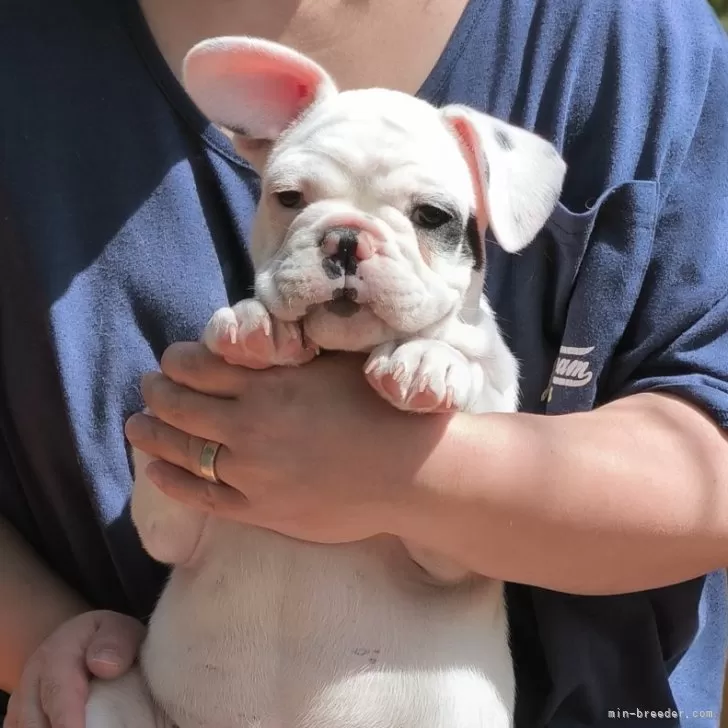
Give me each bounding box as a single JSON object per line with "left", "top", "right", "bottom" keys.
{"left": 86, "top": 37, "right": 565, "bottom": 728}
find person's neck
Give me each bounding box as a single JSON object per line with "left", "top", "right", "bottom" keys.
{"left": 137, "top": 0, "right": 470, "bottom": 94}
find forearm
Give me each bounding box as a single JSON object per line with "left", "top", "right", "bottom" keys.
{"left": 394, "top": 392, "right": 728, "bottom": 595}
{"left": 0, "top": 515, "right": 88, "bottom": 692}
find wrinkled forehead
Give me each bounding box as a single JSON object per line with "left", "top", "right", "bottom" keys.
{"left": 266, "top": 90, "right": 474, "bottom": 204}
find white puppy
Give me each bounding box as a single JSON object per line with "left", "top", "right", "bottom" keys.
{"left": 86, "top": 37, "right": 565, "bottom": 728}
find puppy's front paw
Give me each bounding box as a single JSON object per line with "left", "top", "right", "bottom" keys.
{"left": 203, "top": 299, "right": 317, "bottom": 368}
{"left": 364, "top": 339, "right": 482, "bottom": 413}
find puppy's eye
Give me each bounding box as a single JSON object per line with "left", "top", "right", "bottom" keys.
{"left": 411, "top": 204, "right": 453, "bottom": 229}
{"left": 275, "top": 190, "right": 304, "bottom": 209}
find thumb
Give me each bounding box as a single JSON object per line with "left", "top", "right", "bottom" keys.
{"left": 85, "top": 611, "right": 146, "bottom": 679}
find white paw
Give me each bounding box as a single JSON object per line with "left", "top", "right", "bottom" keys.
{"left": 203, "top": 298, "right": 317, "bottom": 368}
{"left": 364, "top": 339, "right": 483, "bottom": 413}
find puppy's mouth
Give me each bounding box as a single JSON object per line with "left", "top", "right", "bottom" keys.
{"left": 322, "top": 286, "right": 361, "bottom": 318}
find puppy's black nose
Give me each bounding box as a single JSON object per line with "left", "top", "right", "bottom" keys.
{"left": 321, "top": 227, "right": 361, "bottom": 276}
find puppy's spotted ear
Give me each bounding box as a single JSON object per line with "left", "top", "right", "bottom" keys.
{"left": 183, "top": 36, "right": 337, "bottom": 163}
{"left": 441, "top": 105, "right": 566, "bottom": 253}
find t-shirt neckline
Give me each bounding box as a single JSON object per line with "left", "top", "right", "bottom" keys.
{"left": 115, "top": 0, "right": 483, "bottom": 168}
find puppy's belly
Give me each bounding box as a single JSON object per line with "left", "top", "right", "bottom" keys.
{"left": 141, "top": 522, "right": 513, "bottom": 728}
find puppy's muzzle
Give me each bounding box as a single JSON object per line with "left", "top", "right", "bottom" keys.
{"left": 320, "top": 226, "right": 374, "bottom": 279}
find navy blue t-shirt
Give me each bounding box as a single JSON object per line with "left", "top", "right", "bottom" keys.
{"left": 1, "top": 0, "right": 727, "bottom": 725}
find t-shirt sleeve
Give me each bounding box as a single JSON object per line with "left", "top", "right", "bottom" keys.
{"left": 599, "top": 20, "right": 728, "bottom": 428}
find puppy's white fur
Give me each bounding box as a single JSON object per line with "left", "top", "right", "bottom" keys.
{"left": 86, "top": 38, "right": 565, "bottom": 728}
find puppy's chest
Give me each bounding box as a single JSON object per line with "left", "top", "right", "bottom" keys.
{"left": 148, "top": 525, "right": 505, "bottom": 724}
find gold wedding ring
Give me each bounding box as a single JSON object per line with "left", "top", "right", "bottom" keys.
{"left": 199, "top": 440, "right": 223, "bottom": 483}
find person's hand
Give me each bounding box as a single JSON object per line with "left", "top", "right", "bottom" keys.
{"left": 4, "top": 610, "right": 145, "bottom": 728}
{"left": 124, "top": 343, "right": 453, "bottom": 544}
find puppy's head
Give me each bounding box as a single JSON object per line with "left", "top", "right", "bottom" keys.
{"left": 183, "top": 37, "right": 566, "bottom": 351}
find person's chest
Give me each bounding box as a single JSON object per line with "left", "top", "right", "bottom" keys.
{"left": 5, "top": 3, "right": 711, "bottom": 724}
{"left": 0, "top": 0, "right": 646, "bottom": 454}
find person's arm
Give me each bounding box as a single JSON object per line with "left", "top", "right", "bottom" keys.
{"left": 393, "top": 14, "right": 728, "bottom": 596}
{"left": 0, "top": 514, "right": 145, "bottom": 728}
{"left": 394, "top": 391, "right": 728, "bottom": 595}
{"left": 0, "top": 515, "right": 88, "bottom": 693}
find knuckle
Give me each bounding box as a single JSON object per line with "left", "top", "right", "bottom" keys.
{"left": 187, "top": 436, "right": 204, "bottom": 472}
{"left": 160, "top": 384, "right": 186, "bottom": 422}
{"left": 18, "top": 716, "right": 44, "bottom": 728}
{"left": 40, "top": 672, "right": 87, "bottom": 723}
{"left": 39, "top": 677, "right": 64, "bottom": 709}
{"left": 162, "top": 342, "right": 200, "bottom": 378}
{"left": 141, "top": 418, "right": 164, "bottom": 446}
{"left": 180, "top": 346, "right": 203, "bottom": 375}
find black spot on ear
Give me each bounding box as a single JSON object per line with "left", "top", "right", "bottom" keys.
{"left": 494, "top": 128, "right": 514, "bottom": 151}
{"left": 465, "top": 214, "right": 484, "bottom": 271}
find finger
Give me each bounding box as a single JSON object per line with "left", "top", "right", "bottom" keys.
{"left": 140, "top": 372, "right": 232, "bottom": 443}
{"left": 10, "top": 682, "right": 51, "bottom": 728}
{"left": 3, "top": 671, "right": 47, "bottom": 728}
{"left": 86, "top": 612, "right": 145, "bottom": 680}
{"left": 4, "top": 687, "right": 20, "bottom": 728}
{"left": 38, "top": 654, "right": 88, "bottom": 728}
{"left": 146, "top": 460, "right": 250, "bottom": 517}
{"left": 125, "top": 413, "right": 235, "bottom": 483}
{"left": 160, "top": 342, "right": 251, "bottom": 396}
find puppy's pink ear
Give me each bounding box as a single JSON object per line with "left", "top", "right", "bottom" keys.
{"left": 441, "top": 105, "right": 566, "bottom": 254}
{"left": 182, "top": 36, "right": 337, "bottom": 142}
